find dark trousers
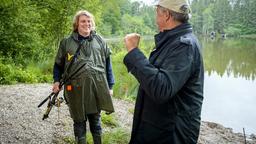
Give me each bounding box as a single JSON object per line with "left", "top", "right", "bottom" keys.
{"left": 73, "top": 113, "right": 102, "bottom": 144}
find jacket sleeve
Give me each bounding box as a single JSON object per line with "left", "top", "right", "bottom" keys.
{"left": 106, "top": 56, "right": 115, "bottom": 89}
{"left": 53, "top": 39, "right": 66, "bottom": 82}
{"left": 97, "top": 35, "right": 115, "bottom": 89}
{"left": 123, "top": 44, "right": 193, "bottom": 104}
{"left": 53, "top": 63, "right": 64, "bottom": 82}
{"left": 55, "top": 39, "right": 66, "bottom": 66}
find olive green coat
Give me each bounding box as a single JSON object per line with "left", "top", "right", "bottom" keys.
{"left": 55, "top": 31, "right": 114, "bottom": 121}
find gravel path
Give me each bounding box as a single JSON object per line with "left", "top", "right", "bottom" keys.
{"left": 0, "top": 84, "right": 71, "bottom": 144}
{"left": 0, "top": 84, "right": 133, "bottom": 144}
{"left": 0, "top": 84, "right": 255, "bottom": 144}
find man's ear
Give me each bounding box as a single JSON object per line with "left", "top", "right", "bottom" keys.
{"left": 165, "top": 11, "right": 171, "bottom": 22}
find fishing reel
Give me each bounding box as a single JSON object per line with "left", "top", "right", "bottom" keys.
{"left": 53, "top": 96, "right": 64, "bottom": 107}
{"left": 40, "top": 93, "right": 65, "bottom": 120}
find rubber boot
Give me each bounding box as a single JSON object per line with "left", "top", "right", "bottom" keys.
{"left": 73, "top": 121, "right": 86, "bottom": 144}
{"left": 76, "top": 137, "right": 86, "bottom": 144}
{"left": 92, "top": 134, "right": 102, "bottom": 144}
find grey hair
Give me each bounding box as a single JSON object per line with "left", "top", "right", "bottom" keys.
{"left": 157, "top": 5, "right": 190, "bottom": 23}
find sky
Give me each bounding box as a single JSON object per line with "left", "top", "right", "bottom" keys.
{"left": 132, "top": 0, "right": 193, "bottom": 6}
{"left": 131, "top": 0, "right": 156, "bottom": 6}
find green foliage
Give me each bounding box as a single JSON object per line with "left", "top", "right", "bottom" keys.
{"left": 101, "top": 113, "right": 119, "bottom": 128}
{"left": 102, "top": 128, "right": 130, "bottom": 144}
{"left": 0, "top": 62, "right": 37, "bottom": 84}
{"left": 109, "top": 37, "right": 154, "bottom": 100}
{"left": 0, "top": 63, "right": 16, "bottom": 84}
{"left": 0, "top": 59, "right": 52, "bottom": 84}
{"left": 98, "top": 1, "right": 122, "bottom": 36}
{"left": 63, "top": 128, "right": 130, "bottom": 144}
{"left": 63, "top": 111, "right": 129, "bottom": 144}
{"left": 111, "top": 50, "right": 138, "bottom": 99}
{"left": 120, "top": 14, "right": 155, "bottom": 35}
{"left": 224, "top": 24, "right": 243, "bottom": 36}
{"left": 63, "top": 137, "right": 75, "bottom": 144}
{"left": 191, "top": 0, "right": 256, "bottom": 36}
{"left": 0, "top": 1, "right": 45, "bottom": 61}
{"left": 202, "top": 38, "right": 256, "bottom": 80}
{"left": 0, "top": 0, "right": 157, "bottom": 85}
{"left": 97, "top": 0, "right": 155, "bottom": 36}
{"left": 1, "top": 0, "right": 255, "bottom": 95}
{"left": 128, "top": 108, "right": 134, "bottom": 114}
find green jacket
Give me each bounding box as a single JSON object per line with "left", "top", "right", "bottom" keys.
{"left": 55, "top": 31, "right": 114, "bottom": 121}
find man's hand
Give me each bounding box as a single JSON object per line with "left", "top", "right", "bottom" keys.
{"left": 52, "top": 82, "right": 60, "bottom": 93}
{"left": 124, "top": 33, "right": 141, "bottom": 52}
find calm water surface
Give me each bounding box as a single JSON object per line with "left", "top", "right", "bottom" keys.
{"left": 201, "top": 38, "right": 256, "bottom": 134}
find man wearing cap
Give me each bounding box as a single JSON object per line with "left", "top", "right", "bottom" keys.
{"left": 123, "top": 0, "right": 204, "bottom": 143}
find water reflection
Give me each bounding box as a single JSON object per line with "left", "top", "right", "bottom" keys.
{"left": 202, "top": 37, "right": 256, "bottom": 81}
{"left": 201, "top": 37, "right": 256, "bottom": 134}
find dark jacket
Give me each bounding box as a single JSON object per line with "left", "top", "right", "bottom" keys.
{"left": 124, "top": 23, "right": 204, "bottom": 144}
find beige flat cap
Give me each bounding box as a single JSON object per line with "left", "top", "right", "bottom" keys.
{"left": 157, "top": 0, "right": 191, "bottom": 14}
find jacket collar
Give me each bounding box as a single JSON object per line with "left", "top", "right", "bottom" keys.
{"left": 71, "top": 32, "right": 80, "bottom": 42}
{"left": 154, "top": 23, "right": 192, "bottom": 48}
{"left": 71, "top": 31, "right": 96, "bottom": 42}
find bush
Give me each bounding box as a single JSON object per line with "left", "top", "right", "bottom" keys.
{"left": 111, "top": 51, "right": 138, "bottom": 100}
{"left": 0, "top": 59, "right": 52, "bottom": 84}
{"left": 0, "top": 63, "right": 16, "bottom": 84}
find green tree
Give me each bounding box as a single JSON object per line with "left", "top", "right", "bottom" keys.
{"left": 98, "top": 0, "right": 122, "bottom": 36}
{"left": 0, "top": 1, "right": 44, "bottom": 62}
{"left": 212, "top": 0, "right": 232, "bottom": 34}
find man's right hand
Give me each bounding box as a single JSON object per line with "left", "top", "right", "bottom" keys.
{"left": 52, "top": 82, "right": 60, "bottom": 93}
{"left": 124, "top": 33, "right": 141, "bottom": 52}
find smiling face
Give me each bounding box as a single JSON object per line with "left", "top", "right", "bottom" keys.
{"left": 77, "top": 15, "right": 92, "bottom": 37}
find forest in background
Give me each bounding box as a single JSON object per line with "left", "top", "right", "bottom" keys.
{"left": 191, "top": 0, "right": 256, "bottom": 36}
{"left": 0, "top": 0, "right": 256, "bottom": 85}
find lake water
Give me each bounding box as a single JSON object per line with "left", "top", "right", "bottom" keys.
{"left": 201, "top": 38, "right": 256, "bottom": 135}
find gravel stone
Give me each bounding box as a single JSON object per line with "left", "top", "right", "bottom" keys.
{"left": 0, "top": 84, "right": 255, "bottom": 144}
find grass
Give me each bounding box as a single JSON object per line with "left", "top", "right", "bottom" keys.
{"left": 64, "top": 128, "right": 130, "bottom": 144}
{"left": 63, "top": 113, "right": 130, "bottom": 144}
{"left": 101, "top": 112, "right": 119, "bottom": 128}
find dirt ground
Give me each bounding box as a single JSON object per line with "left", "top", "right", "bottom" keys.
{"left": 0, "top": 84, "right": 255, "bottom": 144}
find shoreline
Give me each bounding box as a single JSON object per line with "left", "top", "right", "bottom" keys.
{"left": 0, "top": 83, "right": 255, "bottom": 143}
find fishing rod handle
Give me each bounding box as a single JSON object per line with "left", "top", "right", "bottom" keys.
{"left": 37, "top": 92, "right": 54, "bottom": 108}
